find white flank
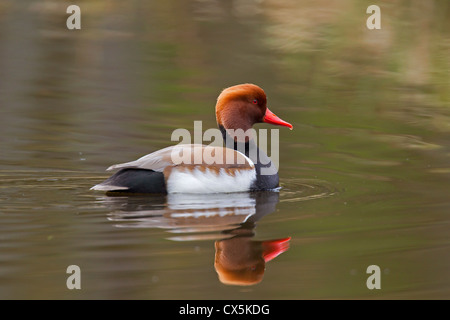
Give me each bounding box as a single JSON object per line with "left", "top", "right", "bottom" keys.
{"left": 236, "top": 150, "right": 254, "bottom": 167}
{"left": 167, "top": 167, "right": 256, "bottom": 194}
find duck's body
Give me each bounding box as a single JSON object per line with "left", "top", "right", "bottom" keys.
{"left": 93, "top": 144, "right": 257, "bottom": 194}
{"left": 91, "top": 84, "right": 292, "bottom": 194}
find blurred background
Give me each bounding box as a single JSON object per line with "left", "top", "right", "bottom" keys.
{"left": 0, "top": 0, "right": 449, "bottom": 299}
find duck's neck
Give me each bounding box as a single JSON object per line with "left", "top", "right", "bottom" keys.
{"left": 218, "top": 125, "right": 252, "bottom": 156}
{"left": 218, "top": 125, "right": 279, "bottom": 190}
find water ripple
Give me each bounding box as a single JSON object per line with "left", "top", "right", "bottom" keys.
{"left": 279, "top": 178, "right": 339, "bottom": 203}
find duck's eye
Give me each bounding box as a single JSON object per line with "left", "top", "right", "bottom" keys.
{"left": 252, "top": 99, "right": 258, "bottom": 104}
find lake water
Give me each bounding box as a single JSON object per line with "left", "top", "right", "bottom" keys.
{"left": 0, "top": 0, "right": 449, "bottom": 299}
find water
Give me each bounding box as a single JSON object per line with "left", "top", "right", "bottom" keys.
{"left": 0, "top": 0, "right": 449, "bottom": 299}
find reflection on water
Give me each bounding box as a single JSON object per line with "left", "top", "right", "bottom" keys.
{"left": 103, "top": 192, "right": 290, "bottom": 286}
{"left": 215, "top": 229, "right": 289, "bottom": 286}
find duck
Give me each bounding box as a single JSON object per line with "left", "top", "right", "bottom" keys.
{"left": 91, "top": 83, "right": 293, "bottom": 194}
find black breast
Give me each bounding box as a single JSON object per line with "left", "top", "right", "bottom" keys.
{"left": 219, "top": 126, "right": 280, "bottom": 190}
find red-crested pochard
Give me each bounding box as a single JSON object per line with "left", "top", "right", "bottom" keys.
{"left": 91, "top": 84, "right": 293, "bottom": 194}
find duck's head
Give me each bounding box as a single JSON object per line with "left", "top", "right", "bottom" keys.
{"left": 215, "top": 84, "right": 293, "bottom": 136}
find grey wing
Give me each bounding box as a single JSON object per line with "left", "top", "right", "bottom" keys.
{"left": 106, "top": 144, "right": 254, "bottom": 172}
{"left": 106, "top": 144, "right": 206, "bottom": 172}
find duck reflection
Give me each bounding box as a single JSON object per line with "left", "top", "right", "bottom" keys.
{"left": 215, "top": 222, "right": 290, "bottom": 286}
{"left": 101, "top": 191, "right": 290, "bottom": 286}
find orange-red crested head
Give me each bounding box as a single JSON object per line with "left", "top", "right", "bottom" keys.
{"left": 215, "top": 84, "right": 293, "bottom": 132}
